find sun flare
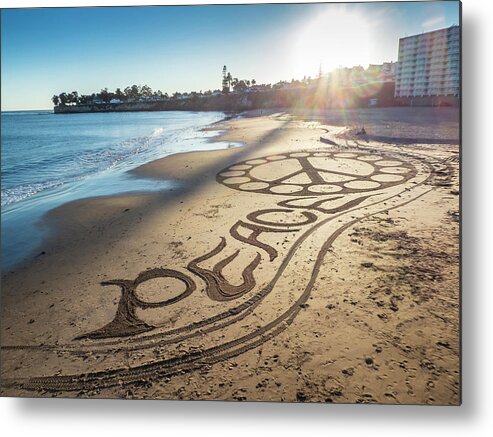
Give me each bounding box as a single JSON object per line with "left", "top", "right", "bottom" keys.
{"left": 293, "top": 6, "right": 375, "bottom": 78}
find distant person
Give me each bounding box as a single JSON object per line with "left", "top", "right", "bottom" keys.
{"left": 356, "top": 126, "right": 366, "bottom": 136}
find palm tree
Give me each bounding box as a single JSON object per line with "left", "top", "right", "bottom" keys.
{"left": 124, "top": 86, "right": 132, "bottom": 99}
{"left": 58, "top": 92, "right": 68, "bottom": 106}
{"left": 99, "top": 88, "right": 111, "bottom": 103}
{"left": 52, "top": 95, "right": 60, "bottom": 106}
{"left": 71, "top": 91, "right": 79, "bottom": 105}
{"left": 130, "top": 85, "right": 140, "bottom": 100}
{"left": 223, "top": 70, "right": 233, "bottom": 94}
{"left": 115, "top": 88, "right": 125, "bottom": 101}
{"left": 141, "top": 85, "right": 153, "bottom": 98}
{"left": 222, "top": 65, "right": 229, "bottom": 92}
{"left": 234, "top": 80, "right": 247, "bottom": 93}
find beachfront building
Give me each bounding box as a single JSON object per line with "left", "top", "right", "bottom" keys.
{"left": 395, "top": 25, "right": 460, "bottom": 106}
{"left": 367, "top": 62, "right": 397, "bottom": 82}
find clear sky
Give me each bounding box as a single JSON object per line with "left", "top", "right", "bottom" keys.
{"left": 1, "top": 1, "right": 460, "bottom": 111}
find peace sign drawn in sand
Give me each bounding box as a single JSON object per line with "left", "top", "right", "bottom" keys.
{"left": 217, "top": 151, "right": 416, "bottom": 196}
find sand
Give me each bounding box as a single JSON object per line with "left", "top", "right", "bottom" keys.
{"left": 0, "top": 108, "right": 460, "bottom": 404}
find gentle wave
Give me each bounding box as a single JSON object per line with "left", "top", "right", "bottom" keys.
{"left": 1, "top": 179, "right": 65, "bottom": 207}
{"left": 1, "top": 110, "right": 232, "bottom": 270}
{"left": 1, "top": 126, "right": 167, "bottom": 207}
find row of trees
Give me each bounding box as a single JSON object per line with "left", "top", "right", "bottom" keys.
{"left": 51, "top": 79, "right": 308, "bottom": 107}
{"left": 52, "top": 85, "right": 171, "bottom": 106}
{"left": 51, "top": 82, "right": 261, "bottom": 107}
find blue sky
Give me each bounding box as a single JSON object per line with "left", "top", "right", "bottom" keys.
{"left": 1, "top": 2, "right": 460, "bottom": 110}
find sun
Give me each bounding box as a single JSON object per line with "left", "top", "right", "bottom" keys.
{"left": 292, "top": 6, "right": 375, "bottom": 78}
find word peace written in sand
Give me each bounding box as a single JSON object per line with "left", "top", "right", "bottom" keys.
{"left": 80, "top": 151, "right": 416, "bottom": 340}
{"left": 9, "top": 149, "right": 440, "bottom": 393}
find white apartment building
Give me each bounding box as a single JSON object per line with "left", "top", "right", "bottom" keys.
{"left": 395, "top": 25, "right": 460, "bottom": 102}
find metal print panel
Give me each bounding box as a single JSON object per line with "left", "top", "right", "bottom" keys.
{"left": 0, "top": 1, "right": 461, "bottom": 404}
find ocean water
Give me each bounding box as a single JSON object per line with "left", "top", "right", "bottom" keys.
{"left": 1, "top": 110, "right": 235, "bottom": 270}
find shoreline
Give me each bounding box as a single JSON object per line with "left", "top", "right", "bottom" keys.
{"left": 1, "top": 110, "right": 244, "bottom": 273}
{"left": 6, "top": 109, "right": 294, "bottom": 274}
{"left": 0, "top": 108, "right": 460, "bottom": 404}
{"left": 4, "top": 110, "right": 286, "bottom": 274}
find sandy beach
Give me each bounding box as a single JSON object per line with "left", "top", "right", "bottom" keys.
{"left": 0, "top": 108, "right": 460, "bottom": 404}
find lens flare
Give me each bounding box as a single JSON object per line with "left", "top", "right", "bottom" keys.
{"left": 292, "top": 6, "right": 375, "bottom": 78}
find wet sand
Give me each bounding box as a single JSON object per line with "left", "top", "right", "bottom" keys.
{"left": 0, "top": 108, "right": 460, "bottom": 404}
